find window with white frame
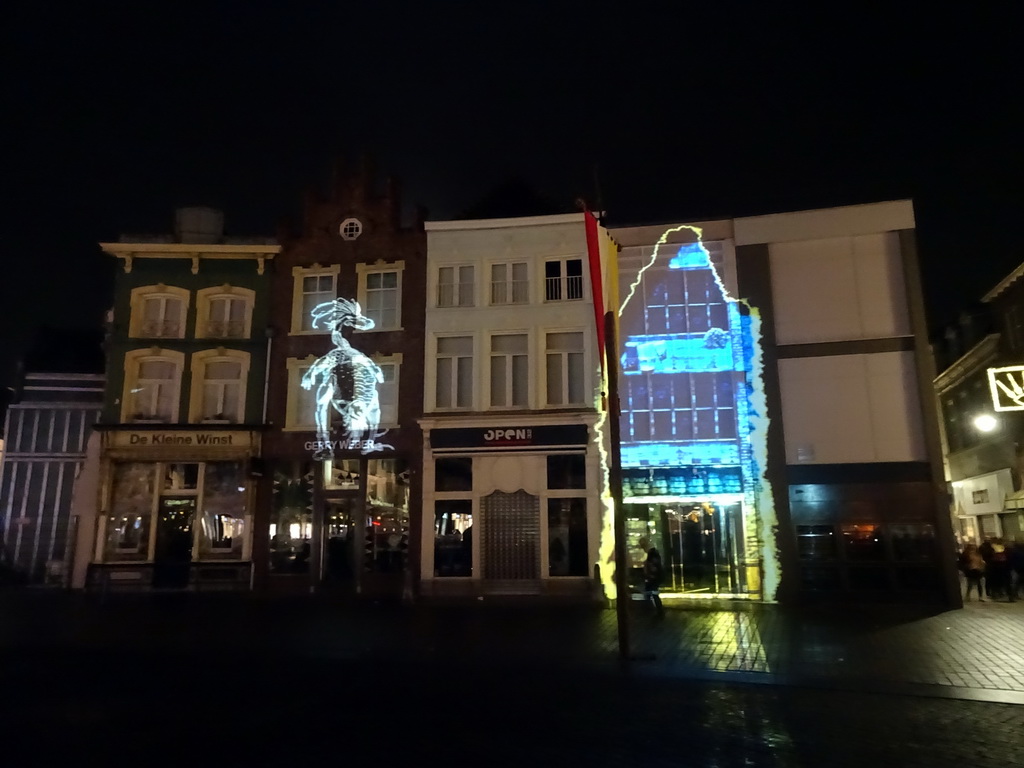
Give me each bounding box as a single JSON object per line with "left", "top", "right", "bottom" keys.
{"left": 291, "top": 265, "right": 340, "bottom": 333}
{"left": 490, "top": 261, "right": 528, "bottom": 305}
{"left": 129, "top": 285, "right": 190, "bottom": 339}
{"left": 490, "top": 333, "right": 529, "bottom": 408}
{"left": 437, "top": 265, "right": 475, "bottom": 307}
{"left": 375, "top": 355, "right": 402, "bottom": 426}
{"left": 285, "top": 356, "right": 320, "bottom": 430}
{"left": 189, "top": 350, "right": 250, "bottom": 423}
{"left": 196, "top": 286, "right": 255, "bottom": 339}
{"left": 544, "top": 258, "right": 584, "bottom": 302}
{"left": 122, "top": 348, "right": 185, "bottom": 422}
{"left": 435, "top": 336, "right": 474, "bottom": 409}
{"left": 357, "top": 262, "right": 403, "bottom": 331}
{"left": 545, "top": 331, "right": 585, "bottom": 406}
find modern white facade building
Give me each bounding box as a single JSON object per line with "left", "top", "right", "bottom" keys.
{"left": 419, "top": 213, "right": 610, "bottom": 599}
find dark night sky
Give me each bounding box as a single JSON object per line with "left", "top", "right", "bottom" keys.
{"left": 3, "top": 2, "right": 1023, "bottom": 387}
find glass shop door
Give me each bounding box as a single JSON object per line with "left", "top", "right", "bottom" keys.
{"left": 322, "top": 496, "right": 359, "bottom": 592}
{"left": 153, "top": 497, "right": 196, "bottom": 588}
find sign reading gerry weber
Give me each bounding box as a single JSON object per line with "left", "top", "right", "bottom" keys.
{"left": 430, "top": 424, "right": 589, "bottom": 450}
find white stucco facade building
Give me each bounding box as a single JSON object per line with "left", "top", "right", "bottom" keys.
{"left": 419, "top": 213, "right": 610, "bottom": 599}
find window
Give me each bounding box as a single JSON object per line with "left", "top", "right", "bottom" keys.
{"left": 357, "top": 262, "right": 404, "bottom": 331}
{"left": 544, "top": 258, "right": 583, "bottom": 301}
{"left": 122, "top": 349, "right": 185, "bottom": 423}
{"left": 435, "top": 336, "right": 474, "bottom": 409}
{"left": 489, "top": 333, "right": 528, "bottom": 408}
{"left": 196, "top": 286, "right": 255, "bottom": 339}
{"left": 128, "top": 285, "right": 190, "bottom": 339}
{"left": 434, "top": 458, "right": 473, "bottom": 577}
{"left": 490, "top": 262, "right": 528, "bottom": 305}
{"left": 101, "top": 461, "right": 250, "bottom": 564}
{"left": 189, "top": 350, "right": 250, "bottom": 424}
{"left": 547, "top": 454, "right": 586, "bottom": 489}
{"left": 285, "top": 356, "right": 320, "bottom": 430}
{"left": 437, "top": 265, "right": 475, "bottom": 307}
{"left": 197, "top": 462, "right": 247, "bottom": 560}
{"left": 545, "top": 331, "right": 585, "bottom": 406}
{"left": 339, "top": 217, "right": 363, "bottom": 240}
{"left": 291, "top": 265, "right": 340, "bottom": 333}
{"left": 104, "top": 463, "right": 156, "bottom": 561}
{"left": 374, "top": 353, "right": 402, "bottom": 426}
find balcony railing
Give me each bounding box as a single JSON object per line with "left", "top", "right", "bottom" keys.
{"left": 490, "top": 280, "right": 529, "bottom": 305}
{"left": 139, "top": 321, "right": 182, "bottom": 338}
{"left": 544, "top": 275, "right": 583, "bottom": 302}
{"left": 205, "top": 320, "right": 246, "bottom": 338}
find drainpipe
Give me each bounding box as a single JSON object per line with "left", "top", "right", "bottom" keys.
{"left": 262, "top": 327, "right": 274, "bottom": 424}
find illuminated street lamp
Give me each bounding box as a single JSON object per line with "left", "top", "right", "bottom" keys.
{"left": 973, "top": 414, "right": 998, "bottom": 433}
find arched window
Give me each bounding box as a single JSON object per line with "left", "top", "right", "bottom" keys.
{"left": 122, "top": 348, "right": 186, "bottom": 422}
{"left": 129, "top": 285, "right": 190, "bottom": 339}
{"left": 189, "top": 349, "right": 251, "bottom": 424}
{"left": 196, "top": 285, "right": 256, "bottom": 339}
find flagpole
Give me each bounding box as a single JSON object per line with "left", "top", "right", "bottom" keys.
{"left": 603, "top": 310, "right": 631, "bottom": 661}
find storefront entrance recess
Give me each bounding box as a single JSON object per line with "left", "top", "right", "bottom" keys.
{"left": 627, "top": 501, "right": 749, "bottom": 596}
{"left": 482, "top": 490, "right": 540, "bottom": 594}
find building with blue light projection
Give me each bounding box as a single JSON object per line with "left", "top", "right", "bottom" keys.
{"left": 613, "top": 201, "right": 961, "bottom": 607}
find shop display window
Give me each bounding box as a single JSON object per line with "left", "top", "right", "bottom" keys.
{"left": 848, "top": 566, "right": 890, "bottom": 590}
{"left": 269, "top": 464, "right": 314, "bottom": 574}
{"left": 547, "top": 454, "right": 586, "bottom": 490}
{"left": 890, "top": 524, "right": 936, "bottom": 562}
{"left": 197, "top": 462, "right": 246, "bottom": 560}
{"left": 324, "top": 458, "right": 361, "bottom": 491}
{"left": 435, "top": 457, "right": 472, "bottom": 492}
{"left": 796, "top": 525, "right": 836, "bottom": 560}
{"left": 841, "top": 524, "right": 886, "bottom": 561}
{"left": 365, "top": 459, "right": 410, "bottom": 574}
{"left": 547, "top": 498, "right": 587, "bottom": 576}
{"left": 799, "top": 566, "right": 841, "bottom": 591}
{"left": 105, "top": 462, "right": 156, "bottom": 561}
{"left": 164, "top": 463, "right": 199, "bottom": 492}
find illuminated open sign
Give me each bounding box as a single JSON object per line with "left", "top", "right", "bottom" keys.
{"left": 987, "top": 366, "right": 1024, "bottom": 412}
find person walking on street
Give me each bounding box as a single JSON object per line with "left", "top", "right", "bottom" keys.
{"left": 979, "top": 537, "right": 996, "bottom": 598}
{"left": 1006, "top": 541, "right": 1023, "bottom": 602}
{"left": 959, "top": 543, "right": 986, "bottom": 602}
{"left": 638, "top": 537, "right": 665, "bottom": 618}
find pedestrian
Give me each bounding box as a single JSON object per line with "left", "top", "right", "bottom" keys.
{"left": 1006, "top": 541, "right": 1023, "bottom": 602}
{"left": 958, "top": 543, "right": 986, "bottom": 602}
{"left": 638, "top": 537, "right": 665, "bottom": 618}
{"left": 989, "top": 538, "right": 1010, "bottom": 600}
{"left": 979, "top": 536, "right": 995, "bottom": 598}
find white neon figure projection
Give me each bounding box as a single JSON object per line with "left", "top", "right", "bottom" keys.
{"left": 301, "top": 298, "right": 392, "bottom": 458}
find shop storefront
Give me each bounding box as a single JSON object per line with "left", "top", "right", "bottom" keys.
{"left": 265, "top": 453, "right": 411, "bottom": 598}
{"left": 419, "top": 419, "right": 603, "bottom": 601}
{"left": 90, "top": 428, "right": 261, "bottom": 590}
{"left": 622, "top": 466, "right": 760, "bottom": 598}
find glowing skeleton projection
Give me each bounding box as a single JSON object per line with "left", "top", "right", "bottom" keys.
{"left": 301, "top": 298, "right": 391, "bottom": 459}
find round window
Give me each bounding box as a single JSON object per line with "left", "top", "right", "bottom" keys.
{"left": 339, "top": 218, "right": 363, "bottom": 240}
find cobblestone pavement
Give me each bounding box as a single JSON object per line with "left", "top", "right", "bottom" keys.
{"left": 3, "top": 590, "right": 1024, "bottom": 700}
{"left": 4, "top": 650, "right": 1023, "bottom": 767}
{"left": 2, "top": 591, "right": 1022, "bottom": 766}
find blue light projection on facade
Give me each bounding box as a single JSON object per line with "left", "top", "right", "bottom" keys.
{"left": 301, "top": 298, "right": 391, "bottom": 459}
{"left": 614, "top": 227, "right": 778, "bottom": 600}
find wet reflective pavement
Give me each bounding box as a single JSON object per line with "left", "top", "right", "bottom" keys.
{"left": 2, "top": 592, "right": 1022, "bottom": 765}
